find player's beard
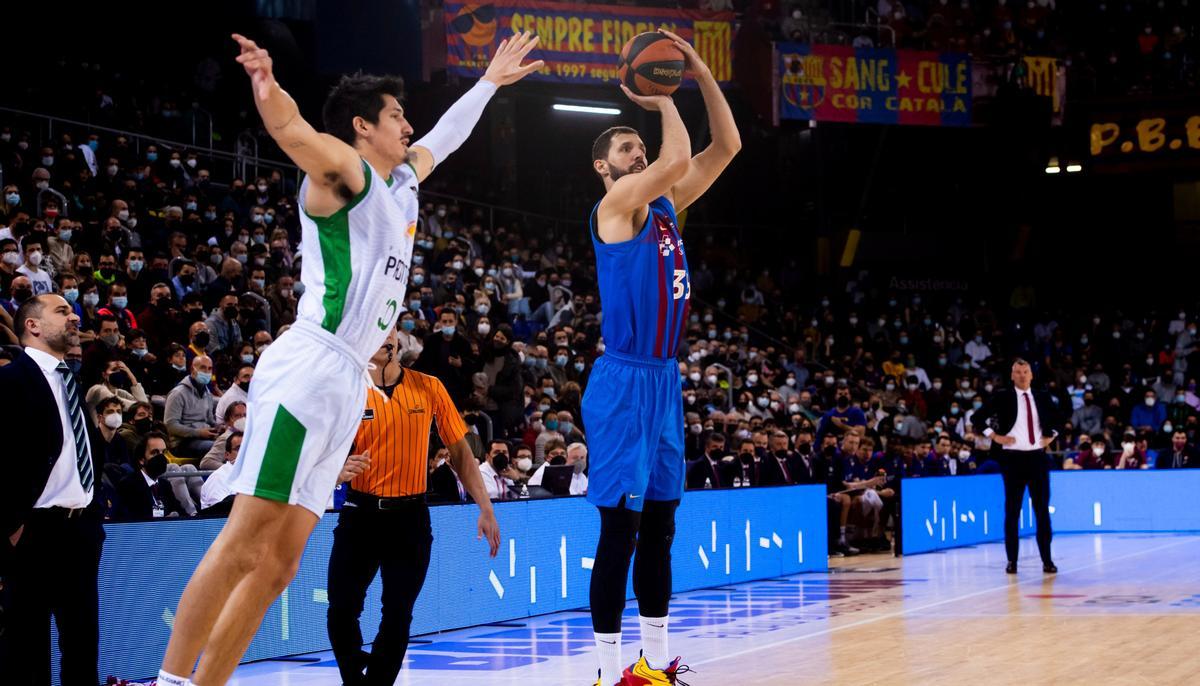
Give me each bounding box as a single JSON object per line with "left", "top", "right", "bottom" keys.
{"left": 607, "top": 160, "right": 646, "bottom": 182}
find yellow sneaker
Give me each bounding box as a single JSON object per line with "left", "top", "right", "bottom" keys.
{"left": 622, "top": 654, "right": 693, "bottom": 685}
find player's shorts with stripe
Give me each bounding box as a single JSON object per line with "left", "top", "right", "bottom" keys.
{"left": 229, "top": 319, "right": 367, "bottom": 517}
{"left": 582, "top": 348, "right": 685, "bottom": 513}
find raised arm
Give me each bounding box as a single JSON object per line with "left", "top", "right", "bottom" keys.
{"left": 232, "top": 34, "right": 362, "bottom": 206}
{"left": 656, "top": 29, "right": 741, "bottom": 216}
{"left": 407, "top": 32, "right": 544, "bottom": 183}
{"left": 595, "top": 90, "right": 691, "bottom": 242}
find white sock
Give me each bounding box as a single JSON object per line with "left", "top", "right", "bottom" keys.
{"left": 839, "top": 526, "right": 848, "bottom": 544}
{"left": 640, "top": 615, "right": 670, "bottom": 671}
{"left": 156, "top": 671, "right": 189, "bottom": 686}
{"left": 595, "top": 632, "right": 622, "bottom": 685}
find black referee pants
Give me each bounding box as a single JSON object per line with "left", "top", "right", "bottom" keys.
{"left": 327, "top": 500, "right": 433, "bottom": 686}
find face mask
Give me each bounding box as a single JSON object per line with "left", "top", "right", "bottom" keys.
{"left": 411, "top": 274, "right": 425, "bottom": 285}
{"left": 193, "top": 331, "right": 211, "bottom": 348}
{"left": 706, "top": 374, "right": 718, "bottom": 386}
{"left": 1164, "top": 423, "right": 1174, "bottom": 433}
{"left": 171, "top": 362, "right": 187, "bottom": 372}
{"left": 145, "top": 453, "right": 169, "bottom": 479}
{"left": 824, "top": 376, "right": 835, "bottom": 387}
{"left": 544, "top": 418, "right": 559, "bottom": 432}
{"left": 192, "top": 371, "right": 212, "bottom": 386}
{"left": 950, "top": 407, "right": 960, "bottom": 416}
{"left": 555, "top": 355, "right": 568, "bottom": 367}
{"left": 441, "top": 326, "right": 456, "bottom": 336}
{"left": 1, "top": 252, "right": 19, "bottom": 267}
{"left": 885, "top": 383, "right": 896, "bottom": 392}
{"left": 932, "top": 382, "right": 943, "bottom": 390}
{"left": 63, "top": 287, "right": 79, "bottom": 303}
{"left": 477, "top": 323, "right": 491, "bottom": 336}
{"left": 973, "top": 401, "right": 984, "bottom": 410}
{"left": 451, "top": 260, "right": 464, "bottom": 271}
{"left": 837, "top": 396, "right": 851, "bottom": 408}
{"left": 111, "top": 296, "right": 128, "bottom": 309}
{"left": 1146, "top": 397, "right": 1157, "bottom": 407}
{"left": 4, "top": 192, "right": 19, "bottom": 206}
{"left": 99, "top": 333, "right": 119, "bottom": 347}
{"left": 116, "top": 209, "right": 130, "bottom": 222}
{"left": 984, "top": 383, "right": 994, "bottom": 393}
{"left": 515, "top": 457, "right": 533, "bottom": 472}
{"left": 240, "top": 353, "right": 256, "bottom": 365}
{"left": 103, "top": 412, "right": 124, "bottom": 429}
{"left": 574, "top": 362, "right": 586, "bottom": 373}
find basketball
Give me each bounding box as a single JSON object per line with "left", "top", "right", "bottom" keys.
{"left": 617, "top": 32, "right": 686, "bottom": 96}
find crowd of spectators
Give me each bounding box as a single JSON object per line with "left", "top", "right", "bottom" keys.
{"left": 777, "top": 0, "right": 1200, "bottom": 96}
{"left": 1, "top": 118, "right": 1197, "bottom": 554}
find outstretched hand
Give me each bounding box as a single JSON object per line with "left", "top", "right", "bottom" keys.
{"left": 477, "top": 510, "right": 501, "bottom": 557}
{"left": 233, "top": 33, "right": 275, "bottom": 101}
{"left": 482, "top": 31, "right": 545, "bottom": 87}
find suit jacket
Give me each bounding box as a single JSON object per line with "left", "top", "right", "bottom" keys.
{"left": 114, "top": 471, "right": 183, "bottom": 520}
{"left": 0, "top": 350, "right": 105, "bottom": 574}
{"left": 786, "top": 451, "right": 830, "bottom": 486}
{"left": 1156, "top": 446, "right": 1199, "bottom": 469}
{"left": 427, "top": 462, "right": 464, "bottom": 503}
{"left": 686, "top": 455, "right": 726, "bottom": 490}
{"left": 758, "top": 451, "right": 794, "bottom": 486}
{"left": 970, "top": 386, "right": 1063, "bottom": 444}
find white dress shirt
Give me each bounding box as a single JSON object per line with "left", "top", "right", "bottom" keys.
{"left": 201, "top": 462, "right": 236, "bottom": 509}
{"left": 985, "top": 388, "right": 1044, "bottom": 452}
{"left": 479, "top": 460, "right": 511, "bottom": 500}
{"left": 214, "top": 381, "right": 248, "bottom": 421}
{"left": 26, "top": 347, "right": 93, "bottom": 508}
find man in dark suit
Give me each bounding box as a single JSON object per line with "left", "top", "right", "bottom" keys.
{"left": 114, "top": 431, "right": 181, "bottom": 520}
{"left": 971, "top": 358, "right": 1060, "bottom": 574}
{"left": 0, "top": 294, "right": 106, "bottom": 685}
{"left": 686, "top": 432, "right": 729, "bottom": 490}
{"left": 758, "top": 431, "right": 795, "bottom": 486}
{"left": 1156, "top": 430, "right": 1199, "bottom": 469}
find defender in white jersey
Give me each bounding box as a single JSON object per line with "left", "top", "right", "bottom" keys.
{"left": 158, "top": 32, "right": 543, "bottom": 686}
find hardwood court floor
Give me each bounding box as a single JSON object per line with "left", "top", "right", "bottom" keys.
{"left": 228, "top": 533, "right": 1200, "bottom": 685}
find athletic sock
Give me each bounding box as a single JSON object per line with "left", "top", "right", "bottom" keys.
{"left": 640, "top": 615, "right": 670, "bottom": 671}
{"left": 839, "top": 526, "right": 848, "bottom": 545}
{"left": 595, "top": 632, "right": 623, "bottom": 685}
{"left": 156, "top": 671, "right": 188, "bottom": 686}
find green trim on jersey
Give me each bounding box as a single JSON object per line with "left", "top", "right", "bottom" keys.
{"left": 305, "top": 160, "right": 372, "bottom": 333}
{"left": 254, "top": 404, "right": 307, "bottom": 502}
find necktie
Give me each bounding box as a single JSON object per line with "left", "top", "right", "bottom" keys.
{"left": 496, "top": 475, "right": 505, "bottom": 500}
{"left": 710, "top": 459, "right": 721, "bottom": 488}
{"left": 1024, "top": 392, "right": 1036, "bottom": 445}
{"left": 56, "top": 362, "right": 94, "bottom": 493}
{"left": 778, "top": 455, "right": 791, "bottom": 483}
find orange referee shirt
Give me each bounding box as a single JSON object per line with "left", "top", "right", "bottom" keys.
{"left": 350, "top": 368, "right": 469, "bottom": 498}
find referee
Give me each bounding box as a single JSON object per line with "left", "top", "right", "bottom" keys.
{"left": 328, "top": 328, "right": 500, "bottom": 686}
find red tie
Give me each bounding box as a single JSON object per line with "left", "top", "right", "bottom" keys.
{"left": 1024, "top": 393, "right": 1036, "bottom": 445}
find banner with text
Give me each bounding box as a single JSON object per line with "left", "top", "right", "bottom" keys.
{"left": 777, "top": 43, "right": 971, "bottom": 126}
{"left": 445, "top": 0, "right": 734, "bottom": 86}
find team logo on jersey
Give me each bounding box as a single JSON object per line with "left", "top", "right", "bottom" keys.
{"left": 659, "top": 234, "right": 676, "bottom": 257}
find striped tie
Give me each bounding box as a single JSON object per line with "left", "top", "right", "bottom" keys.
{"left": 56, "top": 362, "right": 94, "bottom": 493}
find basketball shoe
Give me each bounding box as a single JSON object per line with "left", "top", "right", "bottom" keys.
{"left": 622, "top": 654, "right": 693, "bottom": 685}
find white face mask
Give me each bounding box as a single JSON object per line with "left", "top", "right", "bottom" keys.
{"left": 706, "top": 374, "right": 718, "bottom": 386}
{"left": 234, "top": 417, "right": 247, "bottom": 432}
{"left": 515, "top": 457, "right": 533, "bottom": 472}
{"left": 103, "top": 412, "right": 123, "bottom": 429}
{"left": 1092, "top": 446, "right": 1106, "bottom": 457}
{"left": 689, "top": 372, "right": 701, "bottom": 382}
{"left": 27, "top": 251, "right": 42, "bottom": 266}
{"left": 477, "top": 323, "right": 491, "bottom": 335}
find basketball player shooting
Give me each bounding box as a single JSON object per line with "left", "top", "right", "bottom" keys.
{"left": 155, "top": 32, "right": 541, "bottom": 686}
{"left": 584, "top": 28, "right": 740, "bottom": 686}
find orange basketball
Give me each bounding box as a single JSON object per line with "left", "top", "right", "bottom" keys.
{"left": 617, "top": 32, "right": 686, "bottom": 97}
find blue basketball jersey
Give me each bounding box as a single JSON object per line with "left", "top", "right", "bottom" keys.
{"left": 589, "top": 196, "right": 690, "bottom": 360}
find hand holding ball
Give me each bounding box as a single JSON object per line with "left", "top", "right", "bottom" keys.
{"left": 617, "top": 31, "right": 686, "bottom": 97}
